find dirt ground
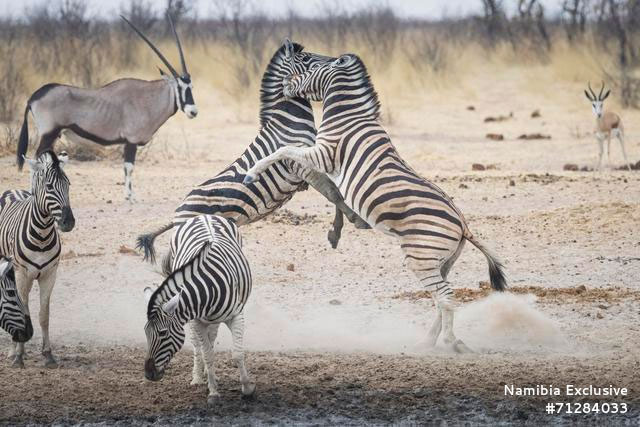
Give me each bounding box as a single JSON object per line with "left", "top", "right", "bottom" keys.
{"left": 0, "top": 79, "right": 639, "bottom": 425}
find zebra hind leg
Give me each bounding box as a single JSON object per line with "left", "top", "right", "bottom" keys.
{"left": 226, "top": 312, "right": 255, "bottom": 397}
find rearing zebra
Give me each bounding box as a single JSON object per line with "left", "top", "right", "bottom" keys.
{"left": 143, "top": 214, "right": 254, "bottom": 404}
{"left": 245, "top": 53, "right": 506, "bottom": 352}
{"left": 137, "top": 40, "right": 368, "bottom": 263}
{"left": 0, "top": 256, "right": 33, "bottom": 343}
{"left": 0, "top": 150, "right": 75, "bottom": 367}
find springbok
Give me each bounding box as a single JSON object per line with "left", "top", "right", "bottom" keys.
{"left": 17, "top": 14, "right": 197, "bottom": 200}
{"left": 584, "top": 82, "right": 631, "bottom": 171}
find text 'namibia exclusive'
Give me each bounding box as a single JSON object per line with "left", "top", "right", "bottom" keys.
{"left": 505, "top": 385, "right": 628, "bottom": 397}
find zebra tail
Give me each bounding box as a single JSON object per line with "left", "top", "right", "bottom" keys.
{"left": 17, "top": 105, "right": 30, "bottom": 171}
{"left": 136, "top": 222, "right": 174, "bottom": 264}
{"left": 464, "top": 233, "right": 507, "bottom": 292}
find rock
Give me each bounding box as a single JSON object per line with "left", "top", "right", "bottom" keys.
{"left": 598, "top": 304, "right": 608, "bottom": 310}
{"left": 286, "top": 263, "right": 295, "bottom": 272}
{"left": 517, "top": 133, "right": 551, "bottom": 140}
{"left": 509, "top": 179, "right": 515, "bottom": 186}
{"left": 459, "top": 183, "right": 469, "bottom": 189}
{"left": 329, "top": 299, "right": 342, "bottom": 305}
{"left": 576, "top": 285, "right": 587, "bottom": 294}
{"left": 485, "top": 133, "right": 504, "bottom": 141}
{"left": 596, "top": 312, "right": 604, "bottom": 319}
{"left": 563, "top": 164, "right": 579, "bottom": 171}
{"left": 472, "top": 163, "right": 486, "bottom": 171}
{"left": 531, "top": 109, "right": 541, "bottom": 118}
{"left": 467, "top": 105, "right": 475, "bottom": 111}
{"left": 484, "top": 112, "right": 513, "bottom": 122}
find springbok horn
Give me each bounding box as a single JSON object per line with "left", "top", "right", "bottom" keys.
{"left": 598, "top": 80, "right": 605, "bottom": 100}
{"left": 167, "top": 13, "right": 188, "bottom": 76}
{"left": 120, "top": 15, "right": 179, "bottom": 79}
{"left": 587, "top": 81, "right": 597, "bottom": 100}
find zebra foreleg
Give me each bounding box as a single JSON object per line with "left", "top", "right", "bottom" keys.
{"left": 188, "top": 321, "right": 206, "bottom": 385}
{"left": 38, "top": 269, "right": 58, "bottom": 368}
{"left": 426, "top": 300, "right": 442, "bottom": 348}
{"left": 226, "top": 313, "right": 255, "bottom": 397}
{"left": 12, "top": 272, "right": 34, "bottom": 368}
{"left": 192, "top": 321, "right": 221, "bottom": 403}
{"left": 244, "top": 146, "right": 330, "bottom": 185}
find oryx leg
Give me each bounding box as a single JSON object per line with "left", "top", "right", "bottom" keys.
{"left": 35, "top": 129, "right": 61, "bottom": 157}
{"left": 191, "top": 320, "right": 221, "bottom": 403}
{"left": 11, "top": 271, "right": 34, "bottom": 368}
{"left": 38, "top": 268, "right": 58, "bottom": 368}
{"left": 225, "top": 312, "right": 255, "bottom": 397}
{"left": 616, "top": 129, "right": 631, "bottom": 171}
{"left": 123, "top": 143, "right": 138, "bottom": 202}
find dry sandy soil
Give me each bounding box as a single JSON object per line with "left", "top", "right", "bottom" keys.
{"left": 0, "top": 78, "right": 639, "bottom": 425}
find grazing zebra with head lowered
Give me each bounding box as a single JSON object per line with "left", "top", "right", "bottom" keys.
{"left": 136, "top": 40, "right": 368, "bottom": 262}
{"left": 143, "top": 214, "right": 254, "bottom": 404}
{"left": 244, "top": 53, "right": 507, "bottom": 352}
{"left": 17, "top": 14, "right": 195, "bottom": 201}
{"left": 0, "top": 150, "right": 75, "bottom": 367}
{"left": 0, "top": 256, "right": 33, "bottom": 343}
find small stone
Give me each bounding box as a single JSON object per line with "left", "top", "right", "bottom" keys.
{"left": 467, "top": 105, "right": 475, "bottom": 111}
{"left": 472, "top": 163, "right": 486, "bottom": 171}
{"left": 563, "top": 164, "right": 579, "bottom": 171}
{"left": 576, "top": 285, "right": 587, "bottom": 293}
{"left": 485, "top": 133, "right": 504, "bottom": 141}
{"left": 596, "top": 312, "right": 604, "bottom": 319}
{"left": 459, "top": 183, "right": 469, "bottom": 189}
{"left": 509, "top": 179, "right": 515, "bottom": 186}
{"left": 531, "top": 109, "right": 541, "bottom": 118}
{"left": 597, "top": 304, "right": 608, "bottom": 310}
{"left": 286, "top": 263, "right": 295, "bottom": 272}
{"left": 329, "top": 299, "right": 342, "bottom": 305}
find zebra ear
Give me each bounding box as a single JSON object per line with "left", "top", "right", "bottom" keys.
{"left": 0, "top": 257, "right": 12, "bottom": 278}
{"left": 283, "top": 38, "right": 294, "bottom": 61}
{"left": 143, "top": 287, "right": 154, "bottom": 304}
{"left": 161, "top": 293, "right": 180, "bottom": 315}
{"left": 58, "top": 151, "right": 69, "bottom": 169}
{"left": 24, "top": 156, "right": 44, "bottom": 173}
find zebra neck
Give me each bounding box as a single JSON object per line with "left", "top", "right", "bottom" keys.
{"left": 25, "top": 197, "right": 56, "bottom": 244}
{"left": 147, "top": 262, "right": 194, "bottom": 324}
{"left": 321, "top": 80, "right": 380, "bottom": 125}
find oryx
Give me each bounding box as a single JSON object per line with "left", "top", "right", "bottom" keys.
{"left": 16, "top": 14, "right": 197, "bottom": 200}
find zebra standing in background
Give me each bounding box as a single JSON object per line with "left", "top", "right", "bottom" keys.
{"left": 0, "top": 151, "right": 75, "bottom": 367}
{"left": 245, "top": 53, "right": 506, "bottom": 353}
{"left": 137, "top": 40, "right": 368, "bottom": 262}
{"left": 143, "top": 215, "right": 254, "bottom": 404}
{"left": 0, "top": 256, "right": 33, "bottom": 343}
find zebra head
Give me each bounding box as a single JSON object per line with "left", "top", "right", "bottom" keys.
{"left": 584, "top": 81, "right": 610, "bottom": 119}
{"left": 121, "top": 14, "right": 197, "bottom": 119}
{"left": 0, "top": 257, "right": 33, "bottom": 343}
{"left": 143, "top": 287, "right": 185, "bottom": 381}
{"left": 25, "top": 151, "right": 75, "bottom": 232}
{"left": 283, "top": 54, "right": 361, "bottom": 102}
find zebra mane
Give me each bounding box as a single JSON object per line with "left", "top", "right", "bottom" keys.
{"left": 350, "top": 56, "right": 381, "bottom": 120}
{"left": 146, "top": 243, "right": 208, "bottom": 319}
{"left": 258, "top": 42, "right": 305, "bottom": 126}
{"left": 36, "top": 150, "right": 69, "bottom": 183}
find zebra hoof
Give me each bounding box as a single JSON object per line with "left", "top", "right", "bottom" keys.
{"left": 241, "top": 382, "right": 256, "bottom": 397}
{"left": 11, "top": 355, "right": 24, "bottom": 369}
{"left": 43, "top": 351, "right": 58, "bottom": 368}
{"left": 452, "top": 340, "right": 474, "bottom": 354}
{"left": 327, "top": 230, "right": 340, "bottom": 249}
{"left": 190, "top": 376, "right": 206, "bottom": 386}
{"left": 207, "top": 392, "right": 221, "bottom": 406}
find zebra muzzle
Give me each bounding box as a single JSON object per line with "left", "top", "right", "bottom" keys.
{"left": 144, "top": 358, "right": 163, "bottom": 381}
{"left": 57, "top": 207, "right": 75, "bottom": 232}
{"left": 12, "top": 315, "right": 33, "bottom": 343}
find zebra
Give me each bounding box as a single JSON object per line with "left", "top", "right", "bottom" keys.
{"left": 136, "top": 40, "right": 368, "bottom": 263}
{"left": 16, "top": 14, "right": 195, "bottom": 201}
{"left": 244, "top": 53, "right": 507, "bottom": 353}
{"left": 0, "top": 256, "right": 33, "bottom": 343}
{"left": 143, "top": 214, "right": 254, "bottom": 404}
{"left": 0, "top": 150, "right": 75, "bottom": 367}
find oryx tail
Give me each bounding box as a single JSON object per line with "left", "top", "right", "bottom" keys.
{"left": 17, "top": 105, "right": 29, "bottom": 170}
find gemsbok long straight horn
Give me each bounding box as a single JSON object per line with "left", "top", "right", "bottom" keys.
{"left": 584, "top": 81, "right": 631, "bottom": 171}
{"left": 16, "top": 13, "right": 198, "bottom": 201}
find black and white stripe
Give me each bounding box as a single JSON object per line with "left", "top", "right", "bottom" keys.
{"left": 245, "top": 53, "right": 506, "bottom": 353}
{"left": 136, "top": 41, "right": 368, "bottom": 262}
{"left": 0, "top": 256, "right": 33, "bottom": 343}
{"left": 0, "top": 150, "right": 74, "bottom": 367}
{"left": 143, "top": 214, "right": 254, "bottom": 402}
